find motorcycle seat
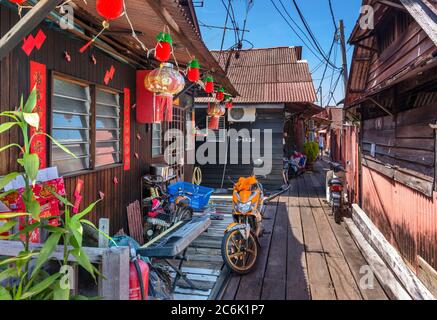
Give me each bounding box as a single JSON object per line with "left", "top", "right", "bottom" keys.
{"left": 329, "top": 178, "right": 342, "bottom": 185}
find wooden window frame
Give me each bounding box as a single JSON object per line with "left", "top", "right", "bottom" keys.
{"left": 50, "top": 71, "right": 123, "bottom": 177}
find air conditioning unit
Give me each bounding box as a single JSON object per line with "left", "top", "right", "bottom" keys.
{"left": 228, "top": 107, "right": 256, "bottom": 122}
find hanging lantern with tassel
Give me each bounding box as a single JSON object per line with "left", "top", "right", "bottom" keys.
{"left": 144, "top": 63, "right": 185, "bottom": 122}
{"left": 80, "top": 0, "right": 123, "bottom": 53}
{"left": 204, "top": 76, "right": 214, "bottom": 94}
{"left": 187, "top": 59, "right": 200, "bottom": 83}
{"left": 155, "top": 32, "right": 173, "bottom": 63}
{"left": 207, "top": 102, "right": 225, "bottom": 130}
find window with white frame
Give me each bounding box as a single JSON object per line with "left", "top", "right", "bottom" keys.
{"left": 51, "top": 78, "right": 91, "bottom": 174}
{"left": 51, "top": 76, "right": 122, "bottom": 175}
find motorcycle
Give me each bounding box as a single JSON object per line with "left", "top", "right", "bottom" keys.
{"left": 327, "top": 162, "right": 346, "bottom": 224}
{"left": 221, "top": 160, "right": 290, "bottom": 274}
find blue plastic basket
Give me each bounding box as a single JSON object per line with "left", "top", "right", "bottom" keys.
{"left": 167, "top": 182, "right": 214, "bottom": 210}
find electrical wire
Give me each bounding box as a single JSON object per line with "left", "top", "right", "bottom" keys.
{"left": 328, "top": 0, "right": 338, "bottom": 32}
{"left": 291, "top": 0, "right": 338, "bottom": 69}
{"left": 269, "top": 0, "right": 337, "bottom": 70}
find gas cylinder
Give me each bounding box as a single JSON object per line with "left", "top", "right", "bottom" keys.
{"left": 129, "top": 259, "right": 149, "bottom": 300}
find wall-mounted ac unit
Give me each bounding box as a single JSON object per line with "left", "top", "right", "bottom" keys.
{"left": 228, "top": 107, "right": 257, "bottom": 122}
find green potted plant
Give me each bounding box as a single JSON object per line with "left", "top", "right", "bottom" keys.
{"left": 0, "top": 86, "right": 104, "bottom": 300}
{"left": 303, "top": 141, "right": 319, "bottom": 171}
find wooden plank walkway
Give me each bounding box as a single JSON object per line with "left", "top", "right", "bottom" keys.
{"left": 219, "top": 162, "right": 389, "bottom": 300}
{"left": 170, "top": 197, "right": 234, "bottom": 300}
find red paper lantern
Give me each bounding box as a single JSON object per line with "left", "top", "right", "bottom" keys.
{"left": 155, "top": 32, "right": 173, "bottom": 63}
{"left": 208, "top": 116, "right": 220, "bottom": 130}
{"left": 204, "top": 76, "right": 214, "bottom": 94}
{"left": 9, "top": 0, "right": 26, "bottom": 4}
{"left": 96, "top": 0, "right": 124, "bottom": 21}
{"left": 187, "top": 59, "right": 200, "bottom": 82}
{"left": 225, "top": 100, "right": 233, "bottom": 109}
{"left": 216, "top": 88, "right": 225, "bottom": 102}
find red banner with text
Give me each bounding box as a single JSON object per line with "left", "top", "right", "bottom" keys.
{"left": 124, "top": 88, "right": 131, "bottom": 171}
{"left": 29, "top": 61, "right": 47, "bottom": 169}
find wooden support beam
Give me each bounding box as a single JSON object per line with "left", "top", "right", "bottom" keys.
{"left": 344, "top": 217, "right": 412, "bottom": 300}
{"left": 99, "top": 247, "right": 129, "bottom": 300}
{"left": 351, "top": 204, "right": 435, "bottom": 300}
{"left": 0, "top": 0, "right": 61, "bottom": 60}
{"left": 377, "top": 0, "right": 409, "bottom": 11}
{"left": 369, "top": 97, "right": 394, "bottom": 117}
{"left": 356, "top": 44, "right": 378, "bottom": 53}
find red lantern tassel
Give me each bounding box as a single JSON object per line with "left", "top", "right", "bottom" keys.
{"left": 79, "top": 23, "right": 108, "bottom": 54}
{"left": 156, "top": 95, "right": 173, "bottom": 122}
{"left": 208, "top": 116, "right": 220, "bottom": 130}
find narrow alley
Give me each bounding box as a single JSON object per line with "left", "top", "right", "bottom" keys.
{"left": 218, "top": 162, "right": 388, "bottom": 300}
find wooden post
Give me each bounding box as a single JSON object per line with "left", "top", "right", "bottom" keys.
{"left": 339, "top": 20, "right": 349, "bottom": 94}
{"left": 99, "top": 247, "right": 129, "bottom": 300}
{"left": 0, "top": 0, "right": 61, "bottom": 60}
{"left": 98, "top": 218, "right": 110, "bottom": 248}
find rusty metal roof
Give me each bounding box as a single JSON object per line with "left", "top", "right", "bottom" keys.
{"left": 70, "top": 0, "right": 238, "bottom": 96}
{"left": 197, "top": 47, "right": 316, "bottom": 103}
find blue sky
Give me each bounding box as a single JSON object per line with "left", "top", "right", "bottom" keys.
{"left": 195, "top": 0, "right": 363, "bottom": 106}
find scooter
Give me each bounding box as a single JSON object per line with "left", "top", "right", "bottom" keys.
{"left": 221, "top": 160, "right": 290, "bottom": 274}
{"left": 327, "top": 162, "right": 346, "bottom": 224}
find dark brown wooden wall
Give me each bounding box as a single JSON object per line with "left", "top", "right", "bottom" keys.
{"left": 362, "top": 100, "right": 437, "bottom": 196}
{"left": 367, "top": 18, "right": 435, "bottom": 92}
{"left": 0, "top": 5, "right": 153, "bottom": 234}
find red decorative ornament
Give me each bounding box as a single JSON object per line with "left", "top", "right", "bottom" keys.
{"left": 216, "top": 87, "right": 225, "bottom": 102}
{"left": 155, "top": 32, "right": 173, "bottom": 63}
{"left": 204, "top": 76, "right": 214, "bottom": 94}
{"left": 96, "top": 0, "right": 124, "bottom": 21}
{"left": 187, "top": 59, "right": 200, "bottom": 82}
{"left": 9, "top": 0, "right": 26, "bottom": 4}
{"left": 225, "top": 100, "right": 233, "bottom": 109}
{"left": 64, "top": 51, "right": 71, "bottom": 62}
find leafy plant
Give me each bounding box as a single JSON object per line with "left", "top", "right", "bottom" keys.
{"left": 0, "top": 86, "right": 103, "bottom": 300}
{"left": 303, "top": 141, "right": 319, "bottom": 163}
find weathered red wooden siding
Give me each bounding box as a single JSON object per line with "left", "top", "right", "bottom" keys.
{"left": 0, "top": 5, "right": 153, "bottom": 234}
{"left": 362, "top": 166, "right": 437, "bottom": 273}
{"left": 342, "top": 126, "right": 360, "bottom": 204}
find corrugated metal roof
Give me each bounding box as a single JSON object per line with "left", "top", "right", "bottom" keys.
{"left": 197, "top": 47, "right": 316, "bottom": 103}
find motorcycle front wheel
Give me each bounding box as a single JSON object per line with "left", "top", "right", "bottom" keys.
{"left": 221, "top": 230, "right": 259, "bottom": 275}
